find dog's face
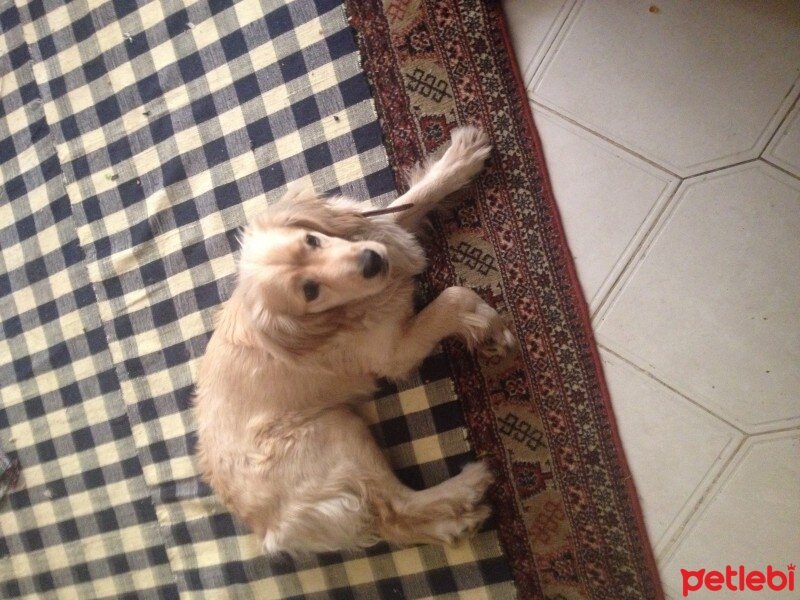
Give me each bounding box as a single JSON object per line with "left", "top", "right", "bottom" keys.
{"left": 236, "top": 186, "right": 400, "bottom": 319}
{"left": 240, "top": 225, "right": 390, "bottom": 315}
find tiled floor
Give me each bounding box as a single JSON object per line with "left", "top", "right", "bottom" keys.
{"left": 504, "top": 2, "right": 800, "bottom": 598}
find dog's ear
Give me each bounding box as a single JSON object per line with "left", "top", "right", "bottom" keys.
{"left": 244, "top": 282, "right": 344, "bottom": 356}
{"left": 215, "top": 285, "right": 263, "bottom": 349}
{"left": 259, "top": 311, "right": 344, "bottom": 357}
{"left": 250, "top": 183, "right": 368, "bottom": 238}
{"left": 218, "top": 279, "right": 341, "bottom": 355}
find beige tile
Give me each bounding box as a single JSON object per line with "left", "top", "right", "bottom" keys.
{"left": 661, "top": 430, "right": 800, "bottom": 599}
{"left": 598, "top": 163, "right": 800, "bottom": 433}
{"left": 764, "top": 100, "right": 800, "bottom": 178}
{"left": 532, "top": 0, "right": 800, "bottom": 176}
{"left": 601, "top": 350, "right": 743, "bottom": 554}
{"left": 532, "top": 105, "right": 677, "bottom": 310}
{"left": 502, "top": 0, "right": 575, "bottom": 85}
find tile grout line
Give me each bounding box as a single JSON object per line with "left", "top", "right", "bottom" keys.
{"left": 585, "top": 176, "right": 680, "bottom": 317}
{"left": 589, "top": 182, "right": 681, "bottom": 322}
{"left": 528, "top": 94, "right": 790, "bottom": 181}
{"left": 598, "top": 344, "right": 749, "bottom": 436}
{"left": 655, "top": 433, "right": 748, "bottom": 568}
{"left": 521, "top": 0, "right": 579, "bottom": 89}
{"left": 527, "top": 97, "right": 683, "bottom": 178}
{"left": 590, "top": 179, "right": 686, "bottom": 324}
{"left": 526, "top": 102, "right": 684, "bottom": 320}
{"left": 527, "top": 102, "right": 763, "bottom": 328}
{"left": 759, "top": 79, "right": 800, "bottom": 157}
{"left": 747, "top": 423, "right": 800, "bottom": 437}
{"left": 590, "top": 154, "right": 776, "bottom": 324}
{"left": 653, "top": 431, "right": 744, "bottom": 560}
{"left": 658, "top": 429, "right": 800, "bottom": 573}
{"left": 761, "top": 157, "right": 800, "bottom": 182}
{"left": 523, "top": 100, "right": 689, "bottom": 326}
{"left": 526, "top": 0, "right": 586, "bottom": 88}
{"left": 683, "top": 156, "right": 762, "bottom": 180}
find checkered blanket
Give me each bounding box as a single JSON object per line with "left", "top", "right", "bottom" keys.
{"left": 0, "top": 0, "right": 516, "bottom": 597}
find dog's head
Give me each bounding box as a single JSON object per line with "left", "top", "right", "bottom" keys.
{"left": 237, "top": 185, "right": 393, "bottom": 317}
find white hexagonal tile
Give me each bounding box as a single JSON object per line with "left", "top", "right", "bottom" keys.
{"left": 532, "top": 106, "right": 678, "bottom": 311}
{"left": 598, "top": 163, "right": 800, "bottom": 433}
{"left": 531, "top": 0, "right": 800, "bottom": 176}
{"left": 502, "top": 0, "right": 576, "bottom": 86}
{"left": 661, "top": 430, "right": 800, "bottom": 600}
{"left": 764, "top": 100, "right": 800, "bottom": 178}
{"left": 601, "top": 350, "right": 743, "bottom": 554}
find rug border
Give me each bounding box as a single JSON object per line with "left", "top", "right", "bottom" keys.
{"left": 491, "top": 4, "right": 664, "bottom": 597}
{"left": 344, "top": 0, "right": 666, "bottom": 595}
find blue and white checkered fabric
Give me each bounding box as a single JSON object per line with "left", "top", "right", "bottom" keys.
{"left": 0, "top": 0, "right": 514, "bottom": 597}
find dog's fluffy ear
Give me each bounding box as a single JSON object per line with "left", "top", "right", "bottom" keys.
{"left": 260, "top": 311, "right": 344, "bottom": 357}
{"left": 246, "top": 290, "right": 345, "bottom": 357}
{"left": 249, "top": 183, "right": 368, "bottom": 238}
{"left": 218, "top": 282, "right": 342, "bottom": 356}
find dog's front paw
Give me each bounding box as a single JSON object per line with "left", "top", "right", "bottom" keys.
{"left": 458, "top": 297, "right": 516, "bottom": 359}
{"left": 478, "top": 322, "right": 517, "bottom": 361}
{"left": 437, "top": 126, "right": 492, "bottom": 191}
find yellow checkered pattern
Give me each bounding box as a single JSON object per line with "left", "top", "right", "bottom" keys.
{"left": 0, "top": 0, "right": 515, "bottom": 597}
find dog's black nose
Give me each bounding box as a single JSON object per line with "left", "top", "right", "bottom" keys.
{"left": 360, "top": 249, "right": 384, "bottom": 279}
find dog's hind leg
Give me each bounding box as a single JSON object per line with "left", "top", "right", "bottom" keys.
{"left": 262, "top": 491, "right": 374, "bottom": 556}
{"left": 262, "top": 461, "right": 494, "bottom": 554}
{"left": 386, "top": 126, "right": 491, "bottom": 232}
{"left": 370, "top": 461, "right": 495, "bottom": 546}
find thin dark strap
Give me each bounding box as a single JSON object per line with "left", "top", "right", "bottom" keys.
{"left": 360, "top": 203, "right": 414, "bottom": 217}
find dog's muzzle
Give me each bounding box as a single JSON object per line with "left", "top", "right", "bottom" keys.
{"left": 360, "top": 249, "right": 385, "bottom": 278}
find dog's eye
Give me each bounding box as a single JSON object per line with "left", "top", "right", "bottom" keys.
{"left": 302, "top": 280, "right": 320, "bottom": 302}
{"left": 305, "top": 234, "right": 320, "bottom": 248}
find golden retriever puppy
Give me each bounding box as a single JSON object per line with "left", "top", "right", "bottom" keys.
{"left": 194, "top": 126, "right": 515, "bottom": 555}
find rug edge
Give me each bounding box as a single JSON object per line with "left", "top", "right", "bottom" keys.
{"left": 343, "top": 0, "right": 666, "bottom": 595}
{"left": 491, "top": 3, "right": 665, "bottom": 598}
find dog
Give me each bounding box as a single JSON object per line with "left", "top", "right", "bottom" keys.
{"left": 193, "top": 126, "right": 515, "bottom": 555}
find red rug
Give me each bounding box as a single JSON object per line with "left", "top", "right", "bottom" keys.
{"left": 345, "top": 1, "right": 665, "bottom": 598}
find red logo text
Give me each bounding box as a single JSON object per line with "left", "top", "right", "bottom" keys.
{"left": 681, "top": 564, "right": 795, "bottom": 596}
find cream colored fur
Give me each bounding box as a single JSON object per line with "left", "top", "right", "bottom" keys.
{"left": 194, "top": 127, "right": 515, "bottom": 555}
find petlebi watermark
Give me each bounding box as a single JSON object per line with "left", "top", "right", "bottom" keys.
{"left": 681, "top": 564, "right": 796, "bottom": 596}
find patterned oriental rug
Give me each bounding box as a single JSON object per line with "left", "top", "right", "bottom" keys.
{"left": 346, "top": 1, "right": 664, "bottom": 598}
{"left": 0, "top": 0, "right": 661, "bottom": 598}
